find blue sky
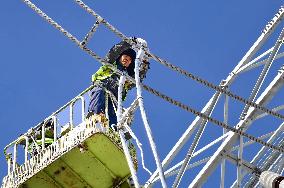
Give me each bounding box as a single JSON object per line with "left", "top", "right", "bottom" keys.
{"left": 1, "top": 1, "right": 283, "bottom": 187}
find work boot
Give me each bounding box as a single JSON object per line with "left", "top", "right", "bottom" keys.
{"left": 86, "top": 112, "right": 109, "bottom": 129}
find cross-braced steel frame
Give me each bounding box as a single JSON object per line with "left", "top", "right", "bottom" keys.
{"left": 146, "top": 6, "right": 284, "bottom": 188}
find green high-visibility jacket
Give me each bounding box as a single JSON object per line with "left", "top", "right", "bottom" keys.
{"left": 92, "top": 64, "right": 113, "bottom": 82}
{"left": 92, "top": 63, "right": 134, "bottom": 100}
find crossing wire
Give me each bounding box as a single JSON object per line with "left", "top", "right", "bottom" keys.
{"left": 21, "top": 0, "right": 284, "bottom": 153}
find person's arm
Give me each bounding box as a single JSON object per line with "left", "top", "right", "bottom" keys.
{"left": 91, "top": 65, "right": 112, "bottom": 83}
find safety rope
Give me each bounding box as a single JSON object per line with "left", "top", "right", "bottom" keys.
{"left": 21, "top": 0, "right": 284, "bottom": 154}
{"left": 123, "top": 123, "right": 153, "bottom": 175}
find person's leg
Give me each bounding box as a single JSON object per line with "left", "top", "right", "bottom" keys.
{"left": 88, "top": 86, "right": 105, "bottom": 116}
{"left": 107, "top": 95, "right": 132, "bottom": 140}
{"left": 87, "top": 86, "right": 109, "bottom": 128}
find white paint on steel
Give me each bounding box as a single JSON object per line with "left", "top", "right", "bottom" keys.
{"left": 117, "top": 75, "right": 140, "bottom": 188}
{"left": 135, "top": 48, "right": 167, "bottom": 188}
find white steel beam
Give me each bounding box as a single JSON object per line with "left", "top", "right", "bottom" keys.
{"left": 146, "top": 93, "right": 221, "bottom": 187}
{"left": 222, "top": 6, "right": 284, "bottom": 84}
{"left": 250, "top": 122, "right": 284, "bottom": 166}
{"left": 277, "top": 156, "right": 284, "bottom": 174}
{"left": 151, "top": 157, "right": 211, "bottom": 183}
{"left": 150, "top": 131, "right": 274, "bottom": 185}
{"left": 189, "top": 66, "right": 284, "bottom": 187}
{"left": 237, "top": 47, "right": 274, "bottom": 74}
{"left": 172, "top": 121, "right": 208, "bottom": 188}
{"left": 271, "top": 154, "right": 284, "bottom": 172}
{"left": 221, "top": 94, "right": 229, "bottom": 188}
{"left": 238, "top": 51, "right": 284, "bottom": 74}
{"left": 240, "top": 27, "right": 284, "bottom": 118}
{"left": 135, "top": 49, "right": 167, "bottom": 188}
{"left": 237, "top": 135, "right": 244, "bottom": 187}
{"left": 117, "top": 75, "right": 140, "bottom": 188}
{"left": 254, "top": 104, "right": 284, "bottom": 121}
{"left": 244, "top": 137, "right": 284, "bottom": 186}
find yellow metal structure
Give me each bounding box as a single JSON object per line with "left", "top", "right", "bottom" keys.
{"left": 2, "top": 122, "right": 137, "bottom": 188}
{"left": 20, "top": 133, "right": 132, "bottom": 188}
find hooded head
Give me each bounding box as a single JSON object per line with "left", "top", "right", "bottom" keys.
{"left": 120, "top": 48, "right": 136, "bottom": 64}
{"left": 117, "top": 48, "right": 136, "bottom": 77}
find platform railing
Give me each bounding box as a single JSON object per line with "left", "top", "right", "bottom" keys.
{"left": 3, "top": 85, "right": 94, "bottom": 175}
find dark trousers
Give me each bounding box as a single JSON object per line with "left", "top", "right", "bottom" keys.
{"left": 88, "top": 86, "right": 117, "bottom": 127}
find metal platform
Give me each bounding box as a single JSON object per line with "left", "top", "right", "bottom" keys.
{"left": 2, "top": 123, "right": 136, "bottom": 188}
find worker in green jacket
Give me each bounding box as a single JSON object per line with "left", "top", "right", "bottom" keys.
{"left": 86, "top": 39, "right": 149, "bottom": 130}
{"left": 87, "top": 41, "right": 136, "bottom": 130}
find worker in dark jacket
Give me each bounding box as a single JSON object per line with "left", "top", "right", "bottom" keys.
{"left": 87, "top": 40, "right": 142, "bottom": 130}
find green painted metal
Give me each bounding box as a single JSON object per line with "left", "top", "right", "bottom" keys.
{"left": 20, "top": 133, "right": 132, "bottom": 188}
